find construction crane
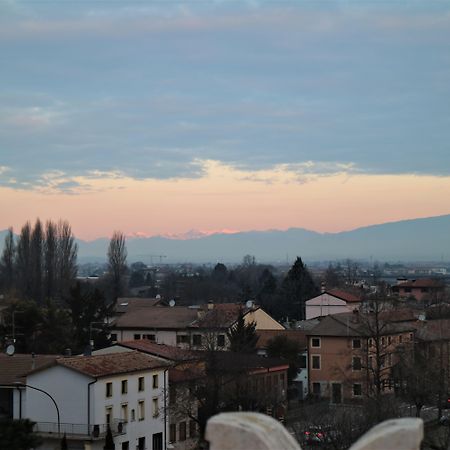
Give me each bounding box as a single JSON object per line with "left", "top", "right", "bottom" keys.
{"left": 149, "top": 255, "right": 167, "bottom": 265}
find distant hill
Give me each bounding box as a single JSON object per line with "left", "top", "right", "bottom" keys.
{"left": 1, "top": 215, "right": 450, "bottom": 263}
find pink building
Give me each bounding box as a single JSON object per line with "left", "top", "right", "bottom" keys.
{"left": 305, "top": 290, "right": 362, "bottom": 320}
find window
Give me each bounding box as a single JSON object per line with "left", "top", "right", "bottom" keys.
{"left": 134, "top": 334, "right": 141, "bottom": 340}
{"left": 121, "top": 404, "right": 128, "bottom": 422}
{"left": 388, "top": 336, "right": 392, "bottom": 345}
{"left": 121, "top": 442, "right": 129, "bottom": 450}
{"left": 353, "top": 383, "right": 362, "bottom": 397}
{"left": 138, "top": 437, "right": 145, "bottom": 450}
{"left": 409, "top": 333, "right": 413, "bottom": 341}
{"left": 179, "top": 421, "right": 186, "bottom": 441}
{"left": 110, "top": 333, "right": 117, "bottom": 341}
{"left": 299, "top": 354, "right": 307, "bottom": 369}
{"left": 311, "top": 355, "right": 321, "bottom": 370}
{"left": 153, "top": 374, "right": 159, "bottom": 389}
{"left": 131, "top": 409, "right": 135, "bottom": 421}
{"left": 405, "top": 287, "right": 412, "bottom": 293}
{"left": 138, "top": 400, "right": 145, "bottom": 420}
{"left": 176, "top": 334, "right": 189, "bottom": 344}
{"left": 193, "top": 334, "right": 202, "bottom": 346}
{"left": 352, "top": 339, "right": 361, "bottom": 349}
{"left": 217, "top": 334, "right": 225, "bottom": 347}
{"left": 144, "top": 334, "right": 156, "bottom": 341}
{"left": 189, "top": 420, "right": 197, "bottom": 438}
{"left": 170, "top": 424, "right": 176, "bottom": 443}
{"left": 399, "top": 335, "right": 403, "bottom": 343}
{"left": 312, "top": 382, "right": 321, "bottom": 395}
{"left": 121, "top": 380, "right": 128, "bottom": 394}
{"left": 152, "top": 433, "right": 163, "bottom": 450}
{"left": 369, "top": 356, "right": 373, "bottom": 368}
{"left": 138, "top": 376, "right": 145, "bottom": 392}
{"left": 105, "top": 406, "right": 113, "bottom": 425}
{"left": 368, "top": 338, "right": 373, "bottom": 347}
{"left": 152, "top": 398, "right": 159, "bottom": 417}
{"left": 106, "top": 382, "right": 113, "bottom": 398}
{"left": 352, "top": 356, "right": 362, "bottom": 371}
{"left": 311, "top": 338, "right": 321, "bottom": 348}
{"left": 381, "top": 337, "right": 385, "bottom": 346}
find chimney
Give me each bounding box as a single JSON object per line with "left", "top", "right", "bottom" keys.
{"left": 64, "top": 348, "right": 72, "bottom": 357}
{"left": 321, "top": 282, "right": 326, "bottom": 293}
{"left": 208, "top": 301, "right": 214, "bottom": 310}
{"left": 31, "top": 352, "right": 36, "bottom": 370}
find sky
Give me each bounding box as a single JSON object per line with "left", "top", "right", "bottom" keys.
{"left": 1, "top": 0, "right": 450, "bottom": 240}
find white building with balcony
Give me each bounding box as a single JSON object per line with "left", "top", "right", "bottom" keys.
{"left": 20, "top": 351, "right": 171, "bottom": 450}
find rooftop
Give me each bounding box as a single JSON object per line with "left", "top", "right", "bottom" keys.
{"left": 0, "top": 353, "right": 59, "bottom": 384}
{"left": 119, "top": 340, "right": 201, "bottom": 361}
{"left": 29, "top": 351, "right": 171, "bottom": 379}
{"left": 256, "top": 330, "right": 307, "bottom": 350}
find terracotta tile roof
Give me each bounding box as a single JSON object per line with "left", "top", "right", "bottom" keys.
{"left": 379, "top": 308, "right": 419, "bottom": 322}
{"left": 211, "top": 352, "right": 288, "bottom": 373}
{"left": 326, "top": 289, "right": 362, "bottom": 303}
{"left": 113, "top": 306, "right": 198, "bottom": 329}
{"left": 256, "top": 330, "right": 307, "bottom": 350}
{"left": 114, "top": 297, "right": 162, "bottom": 314}
{"left": 307, "top": 312, "right": 416, "bottom": 337}
{"left": 169, "top": 362, "right": 205, "bottom": 383}
{"left": 392, "top": 278, "right": 445, "bottom": 289}
{"left": 119, "top": 340, "right": 201, "bottom": 362}
{"left": 45, "top": 351, "right": 171, "bottom": 379}
{"left": 0, "top": 354, "right": 59, "bottom": 384}
{"left": 113, "top": 303, "right": 256, "bottom": 330}
{"left": 415, "top": 319, "right": 450, "bottom": 341}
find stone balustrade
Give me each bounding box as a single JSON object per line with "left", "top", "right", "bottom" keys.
{"left": 205, "top": 412, "right": 423, "bottom": 450}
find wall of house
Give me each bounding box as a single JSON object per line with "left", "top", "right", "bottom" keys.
{"left": 92, "top": 369, "right": 168, "bottom": 450}
{"left": 246, "top": 309, "right": 285, "bottom": 330}
{"left": 26, "top": 365, "right": 90, "bottom": 425}
{"left": 305, "top": 294, "right": 359, "bottom": 320}
{"left": 308, "top": 335, "right": 366, "bottom": 402}
{"left": 117, "top": 329, "right": 178, "bottom": 346}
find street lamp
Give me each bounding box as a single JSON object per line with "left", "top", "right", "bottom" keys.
{"left": 14, "top": 382, "right": 61, "bottom": 436}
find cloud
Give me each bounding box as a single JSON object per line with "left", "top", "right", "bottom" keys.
{"left": 0, "top": 1, "right": 449, "bottom": 189}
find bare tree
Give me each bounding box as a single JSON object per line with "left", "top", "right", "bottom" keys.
{"left": 44, "top": 220, "right": 57, "bottom": 299}
{"left": 56, "top": 220, "right": 78, "bottom": 300}
{"left": 0, "top": 227, "right": 15, "bottom": 290}
{"left": 15, "top": 221, "right": 32, "bottom": 298}
{"left": 107, "top": 230, "right": 127, "bottom": 302}
{"left": 30, "top": 219, "right": 44, "bottom": 304}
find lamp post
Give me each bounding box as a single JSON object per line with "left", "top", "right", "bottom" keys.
{"left": 14, "top": 382, "right": 61, "bottom": 436}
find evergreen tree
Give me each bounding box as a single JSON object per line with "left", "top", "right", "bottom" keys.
{"left": 30, "top": 219, "right": 44, "bottom": 304}
{"left": 277, "top": 257, "right": 318, "bottom": 321}
{"left": 227, "top": 309, "right": 259, "bottom": 353}
{"left": 15, "top": 222, "right": 32, "bottom": 298}
{"left": 266, "top": 335, "right": 301, "bottom": 383}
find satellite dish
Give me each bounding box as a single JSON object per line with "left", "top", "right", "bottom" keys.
{"left": 246, "top": 300, "right": 253, "bottom": 309}
{"left": 169, "top": 299, "right": 176, "bottom": 307}
{"left": 6, "top": 344, "right": 15, "bottom": 356}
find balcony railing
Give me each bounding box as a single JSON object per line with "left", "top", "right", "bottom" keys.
{"left": 33, "top": 419, "right": 126, "bottom": 439}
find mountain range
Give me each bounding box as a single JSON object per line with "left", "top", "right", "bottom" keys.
{"left": 3, "top": 215, "right": 449, "bottom": 264}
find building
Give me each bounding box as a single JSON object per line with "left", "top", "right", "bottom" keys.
{"left": 0, "top": 353, "right": 58, "bottom": 420}
{"left": 255, "top": 329, "right": 309, "bottom": 400}
{"left": 391, "top": 278, "right": 445, "bottom": 302}
{"left": 307, "top": 312, "right": 416, "bottom": 403}
{"left": 110, "top": 302, "right": 284, "bottom": 350}
{"left": 19, "top": 351, "right": 171, "bottom": 450}
{"left": 305, "top": 289, "right": 362, "bottom": 320}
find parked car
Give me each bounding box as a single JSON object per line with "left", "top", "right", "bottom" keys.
{"left": 302, "top": 425, "right": 334, "bottom": 446}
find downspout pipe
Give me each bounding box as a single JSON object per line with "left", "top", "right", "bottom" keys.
{"left": 88, "top": 378, "right": 98, "bottom": 436}
{"left": 164, "top": 368, "right": 168, "bottom": 450}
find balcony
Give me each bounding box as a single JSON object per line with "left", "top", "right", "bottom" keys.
{"left": 33, "top": 419, "right": 126, "bottom": 440}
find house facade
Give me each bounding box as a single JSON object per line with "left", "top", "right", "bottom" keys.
{"left": 307, "top": 312, "right": 416, "bottom": 403}
{"left": 305, "top": 290, "right": 362, "bottom": 320}
{"left": 19, "top": 351, "right": 171, "bottom": 450}
{"left": 391, "top": 278, "right": 445, "bottom": 302}
{"left": 110, "top": 303, "right": 284, "bottom": 351}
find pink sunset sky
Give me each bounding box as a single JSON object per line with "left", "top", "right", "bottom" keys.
{"left": 1, "top": 161, "right": 449, "bottom": 240}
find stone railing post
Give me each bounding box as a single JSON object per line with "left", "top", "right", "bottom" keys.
{"left": 205, "top": 413, "right": 423, "bottom": 450}
{"left": 205, "top": 412, "right": 301, "bottom": 450}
